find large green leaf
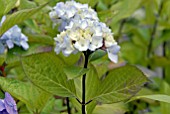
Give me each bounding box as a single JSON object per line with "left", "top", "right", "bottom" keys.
{"left": 129, "top": 95, "right": 170, "bottom": 104}
{"left": 63, "top": 65, "right": 89, "bottom": 80}
{"left": 0, "top": 0, "right": 17, "bottom": 18}
{"left": 58, "top": 52, "right": 81, "bottom": 66}
{"left": 93, "top": 102, "right": 127, "bottom": 114}
{"left": 0, "top": 77, "right": 52, "bottom": 113}
{"left": 160, "top": 81, "right": 170, "bottom": 114}
{"left": 6, "top": 44, "right": 52, "bottom": 66}
{"left": 93, "top": 65, "right": 148, "bottom": 103}
{"left": 21, "top": 52, "right": 77, "bottom": 97}
{"left": 0, "top": 2, "right": 48, "bottom": 36}
{"left": 86, "top": 65, "right": 100, "bottom": 102}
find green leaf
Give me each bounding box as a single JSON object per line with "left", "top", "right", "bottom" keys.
{"left": 93, "top": 102, "right": 128, "bottom": 114}
{"left": 0, "top": 2, "right": 48, "bottom": 36}
{"left": 19, "top": 0, "right": 37, "bottom": 9}
{"left": 90, "top": 55, "right": 109, "bottom": 79}
{"left": 104, "top": 0, "right": 142, "bottom": 26}
{"left": 77, "top": 0, "right": 99, "bottom": 7}
{"left": 153, "top": 30, "right": 170, "bottom": 49}
{"left": 160, "top": 81, "right": 170, "bottom": 114}
{"left": 93, "top": 65, "right": 148, "bottom": 103}
{"left": 21, "top": 52, "right": 77, "bottom": 97}
{"left": 0, "top": 53, "right": 6, "bottom": 65}
{"left": 129, "top": 95, "right": 170, "bottom": 104}
{"left": 70, "top": 98, "right": 97, "bottom": 114}
{"left": 27, "top": 34, "right": 54, "bottom": 45}
{"left": 0, "top": 77, "right": 52, "bottom": 112}
{"left": 86, "top": 65, "right": 100, "bottom": 102}
{"left": 89, "top": 49, "right": 106, "bottom": 62}
{"left": 41, "top": 97, "right": 56, "bottom": 113}
{"left": 150, "top": 56, "right": 170, "bottom": 67}
{"left": 64, "top": 66, "right": 89, "bottom": 80}
{"left": 70, "top": 65, "right": 99, "bottom": 113}
{"left": 58, "top": 52, "right": 82, "bottom": 66}
{"left": 6, "top": 44, "right": 52, "bottom": 65}
{"left": 0, "top": 0, "right": 17, "bottom": 18}
{"left": 120, "top": 42, "right": 146, "bottom": 65}
{"left": 89, "top": 50, "right": 109, "bottom": 79}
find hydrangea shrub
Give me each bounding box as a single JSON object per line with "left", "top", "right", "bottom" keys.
{"left": 2, "top": 0, "right": 168, "bottom": 114}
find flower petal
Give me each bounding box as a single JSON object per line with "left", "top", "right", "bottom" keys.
{"left": 0, "top": 99, "right": 5, "bottom": 111}
{"left": 6, "top": 40, "right": 14, "bottom": 49}
{"left": 106, "top": 44, "right": 120, "bottom": 63}
{"left": 4, "top": 92, "right": 18, "bottom": 114}
{"left": 74, "top": 38, "right": 90, "bottom": 51}
{"left": 107, "top": 52, "right": 118, "bottom": 63}
{"left": 20, "top": 41, "right": 29, "bottom": 50}
{"left": 89, "top": 36, "right": 103, "bottom": 51}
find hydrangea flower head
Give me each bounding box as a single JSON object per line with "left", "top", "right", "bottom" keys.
{"left": 50, "top": 1, "right": 120, "bottom": 63}
{"left": 0, "top": 16, "right": 29, "bottom": 54}
{"left": 0, "top": 92, "right": 18, "bottom": 114}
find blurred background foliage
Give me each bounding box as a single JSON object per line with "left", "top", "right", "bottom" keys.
{"left": 1, "top": 0, "right": 170, "bottom": 114}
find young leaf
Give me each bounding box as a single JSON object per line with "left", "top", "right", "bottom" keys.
{"left": 93, "top": 65, "right": 148, "bottom": 103}
{"left": 0, "top": 2, "right": 48, "bottom": 36}
{"left": 89, "top": 49, "right": 106, "bottom": 62}
{"left": 21, "top": 52, "right": 77, "bottom": 97}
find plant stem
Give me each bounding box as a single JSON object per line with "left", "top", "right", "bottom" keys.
{"left": 162, "top": 38, "right": 167, "bottom": 79}
{"left": 82, "top": 51, "right": 90, "bottom": 114}
{"left": 66, "top": 97, "right": 71, "bottom": 114}
{"left": 147, "top": 0, "right": 164, "bottom": 58}
{"left": 117, "top": 19, "right": 126, "bottom": 43}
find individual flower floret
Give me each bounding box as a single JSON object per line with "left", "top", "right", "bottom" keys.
{"left": 0, "top": 92, "right": 18, "bottom": 114}
{"left": 0, "top": 16, "right": 29, "bottom": 54}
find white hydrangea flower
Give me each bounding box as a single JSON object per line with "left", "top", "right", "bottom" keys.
{"left": 52, "top": 1, "right": 120, "bottom": 63}
{"left": 0, "top": 16, "right": 29, "bottom": 54}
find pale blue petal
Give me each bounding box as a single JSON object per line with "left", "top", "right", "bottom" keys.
{"left": 0, "top": 99, "right": 5, "bottom": 111}
{"left": 0, "top": 42, "right": 5, "bottom": 54}
{"left": 6, "top": 40, "right": 14, "bottom": 49}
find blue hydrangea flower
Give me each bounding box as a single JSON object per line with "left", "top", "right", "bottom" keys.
{"left": 0, "top": 92, "right": 18, "bottom": 114}
{"left": 0, "top": 16, "right": 29, "bottom": 54}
